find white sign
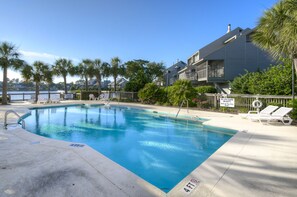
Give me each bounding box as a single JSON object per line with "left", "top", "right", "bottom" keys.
{"left": 220, "top": 98, "right": 235, "bottom": 107}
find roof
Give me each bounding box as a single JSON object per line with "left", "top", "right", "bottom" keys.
{"left": 188, "top": 27, "right": 252, "bottom": 62}
{"left": 166, "top": 61, "right": 187, "bottom": 70}
{"left": 108, "top": 77, "right": 128, "bottom": 86}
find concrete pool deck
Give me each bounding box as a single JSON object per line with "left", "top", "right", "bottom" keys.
{"left": 0, "top": 101, "right": 296, "bottom": 197}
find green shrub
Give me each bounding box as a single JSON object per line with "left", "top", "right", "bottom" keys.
{"left": 192, "top": 94, "right": 210, "bottom": 108}
{"left": 288, "top": 99, "right": 297, "bottom": 120}
{"left": 80, "top": 91, "right": 100, "bottom": 100}
{"left": 231, "top": 61, "right": 295, "bottom": 95}
{"left": 195, "top": 86, "right": 217, "bottom": 93}
{"left": 138, "top": 83, "right": 165, "bottom": 104}
{"left": 237, "top": 107, "right": 249, "bottom": 113}
{"left": 75, "top": 93, "right": 81, "bottom": 100}
{"left": 162, "top": 102, "right": 172, "bottom": 106}
{"left": 219, "top": 107, "right": 238, "bottom": 114}
{"left": 120, "top": 98, "right": 133, "bottom": 102}
{"left": 168, "top": 80, "right": 196, "bottom": 106}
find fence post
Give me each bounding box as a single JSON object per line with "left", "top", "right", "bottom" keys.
{"left": 132, "top": 92, "right": 134, "bottom": 101}
{"left": 214, "top": 94, "right": 217, "bottom": 108}
{"left": 23, "top": 93, "right": 25, "bottom": 101}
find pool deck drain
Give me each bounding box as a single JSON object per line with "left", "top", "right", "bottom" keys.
{"left": 0, "top": 101, "right": 297, "bottom": 197}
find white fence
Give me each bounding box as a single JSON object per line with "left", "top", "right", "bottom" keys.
{"left": 204, "top": 93, "right": 292, "bottom": 111}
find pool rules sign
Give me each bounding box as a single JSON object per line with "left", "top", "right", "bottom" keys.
{"left": 220, "top": 97, "right": 235, "bottom": 107}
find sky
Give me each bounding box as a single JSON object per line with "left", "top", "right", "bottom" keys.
{"left": 0, "top": 0, "right": 278, "bottom": 83}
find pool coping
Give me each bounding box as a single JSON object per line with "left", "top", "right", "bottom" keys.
{"left": 8, "top": 102, "right": 252, "bottom": 196}
{"left": 8, "top": 126, "right": 165, "bottom": 197}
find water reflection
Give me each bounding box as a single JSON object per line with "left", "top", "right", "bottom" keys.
{"left": 23, "top": 105, "right": 233, "bottom": 192}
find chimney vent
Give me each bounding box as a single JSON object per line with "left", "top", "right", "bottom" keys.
{"left": 227, "top": 24, "right": 231, "bottom": 33}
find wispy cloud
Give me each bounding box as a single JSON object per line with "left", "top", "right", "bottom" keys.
{"left": 19, "top": 50, "right": 79, "bottom": 64}
{"left": 20, "top": 50, "right": 60, "bottom": 59}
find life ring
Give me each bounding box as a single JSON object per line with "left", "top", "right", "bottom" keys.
{"left": 252, "top": 100, "right": 262, "bottom": 108}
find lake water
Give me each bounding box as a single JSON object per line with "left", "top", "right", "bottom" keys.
{"left": 1, "top": 91, "right": 63, "bottom": 101}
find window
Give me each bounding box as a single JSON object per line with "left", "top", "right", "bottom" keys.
{"left": 208, "top": 61, "right": 224, "bottom": 78}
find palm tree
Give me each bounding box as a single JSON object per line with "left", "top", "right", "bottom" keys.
{"left": 21, "top": 61, "right": 50, "bottom": 103}
{"left": 93, "top": 59, "right": 103, "bottom": 94}
{"left": 77, "top": 59, "right": 94, "bottom": 91}
{"left": 44, "top": 68, "right": 53, "bottom": 99}
{"left": 0, "top": 42, "right": 24, "bottom": 105}
{"left": 92, "top": 59, "right": 111, "bottom": 94}
{"left": 101, "top": 62, "right": 110, "bottom": 79}
{"left": 110, "top": 57, "right": 125, "bottom": 91}
{"left": 53, "top": 58, "right": 73, "bottom": 94}
{"left": 252, "top": 0, "right": 297, "bottom": 97}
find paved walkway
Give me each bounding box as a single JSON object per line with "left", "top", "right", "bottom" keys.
{"left": 0, "top": 101, "right": 296, "bottom": 197}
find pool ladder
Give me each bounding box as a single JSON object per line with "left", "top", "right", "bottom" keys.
{"left": 4, "top": 110, "right": 25, "bottom": 129}
{"left": 176, "top": 99, "right": 189, "bottom": 118}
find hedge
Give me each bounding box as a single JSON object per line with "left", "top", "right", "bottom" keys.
{"left": 195, "top": 86, "right": 217, "bottom": 94}
{"left": 80, "top": 91, "right": 100, "bottom": 100}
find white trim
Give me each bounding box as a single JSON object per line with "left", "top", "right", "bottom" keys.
{"left": 224, "top": 35, "right": 237, "bottom": 44}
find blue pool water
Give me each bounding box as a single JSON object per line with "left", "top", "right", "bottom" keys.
{"left": 22, "top": 105, "right": 235, "bottom": 192}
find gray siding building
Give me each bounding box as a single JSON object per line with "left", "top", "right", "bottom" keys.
{"left": 165, "top": 61, "right": 187, "bottom": 86}
{"left": 108, "top": 78, "right": 128, "bottom": 90}
{"left": 179, "top": 25, "right": 276, "bottom": 93}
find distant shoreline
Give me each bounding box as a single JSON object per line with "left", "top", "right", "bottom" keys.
{"left": 3, "top": 90, "right": 64, "bottom": 94}
{"left": 0, "top": 91, "right": 65, "bottom": 101}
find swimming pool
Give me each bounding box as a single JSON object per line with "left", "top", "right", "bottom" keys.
{"left": 22, "top": 105, "right": 236, "bottom": 192}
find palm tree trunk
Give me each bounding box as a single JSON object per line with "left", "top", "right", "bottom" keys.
{"left": 85, "top": 76, "right": 88, "bottom": 91}
{"left": 35, "top": 82, "right": 39, "bottom": 103}
{"left": 97, "top": 74, "right": 102, "bottom": 94}
{"left": 63, "top": 76, "right": 68, "bottom": 94}
{"left": 293, "top": 58, "right": 297, "bottom": 99}
{"left": 114, "top": 76, "right": 117, "bottom": 92}
{"left": 48, "top": 84, "right": 51, "bottom": 101}
{"left": 293, "top": 58, "right": 297, "bottom": 76}
{"left": 2, "top": 66, "right": 8, "bottom": 105}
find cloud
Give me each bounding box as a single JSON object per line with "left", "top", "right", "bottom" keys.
{"left": 19, "top": 50, "right": 79, "bottom": 64}
{"left": 20, "top": 50, "right": 60, "bottom": 60}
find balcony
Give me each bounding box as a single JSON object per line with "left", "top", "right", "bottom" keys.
{"left": 197, "top": 69, "right": 207, "bottom": 81}
{"left": 186, "top": 72, "right": 197, "bottom": 81}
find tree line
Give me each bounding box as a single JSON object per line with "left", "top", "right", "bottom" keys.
{"left": 0, "top": 42, "right": 165, "bottom": 104}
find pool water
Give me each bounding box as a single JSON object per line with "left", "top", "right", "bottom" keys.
{"left": 22, "top": 105, "right": 235, "bottom": 192}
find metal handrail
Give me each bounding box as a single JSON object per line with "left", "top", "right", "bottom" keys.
{"left": 176, "top": 99, "right": 189, "bottom": 118}
{"left": 4, "top": 110, "right": 25, "bottom": 129}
